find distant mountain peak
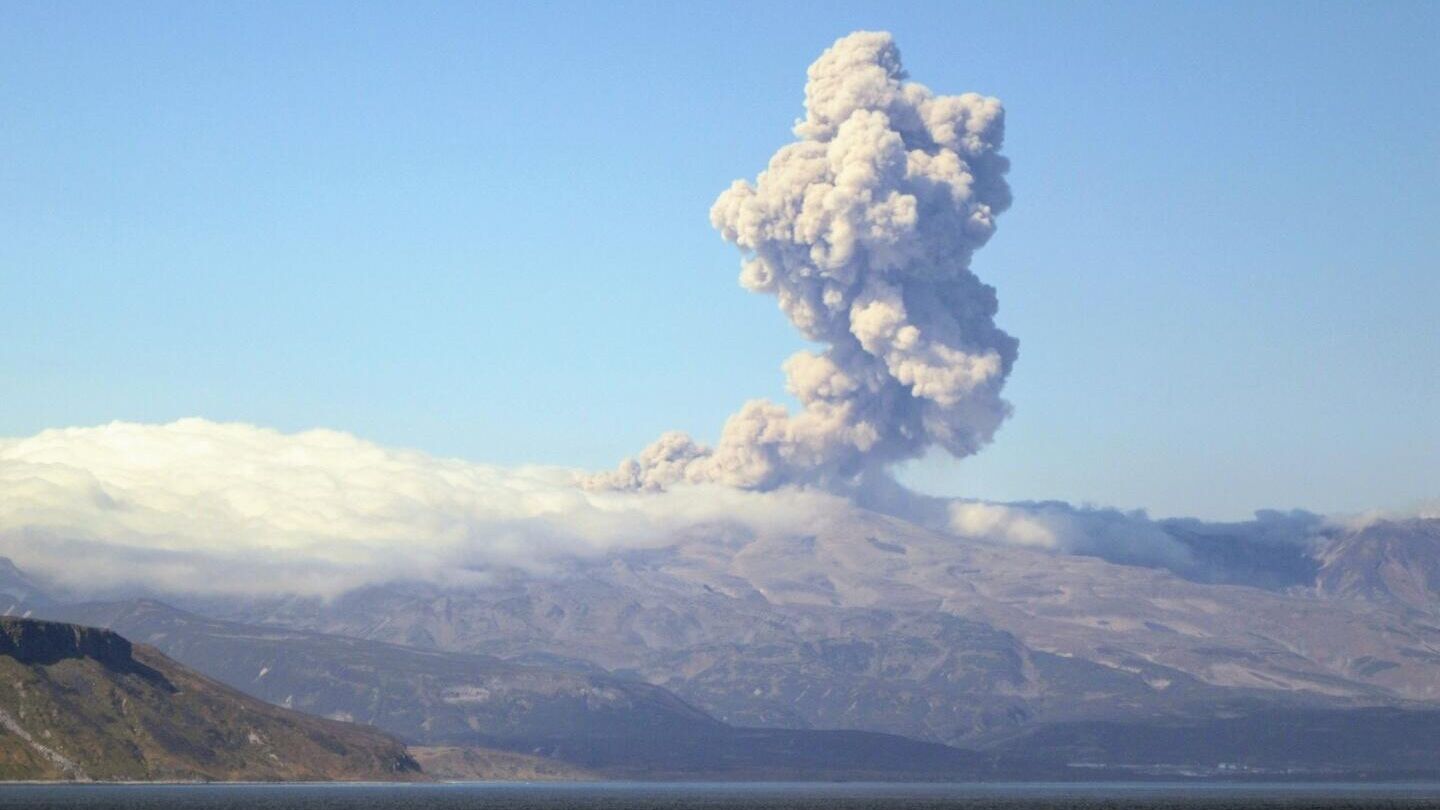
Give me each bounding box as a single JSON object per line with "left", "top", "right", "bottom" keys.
{"left": 0, "top": 557, "right": 52, "bottom": 614}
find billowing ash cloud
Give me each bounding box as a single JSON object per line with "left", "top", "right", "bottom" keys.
{"left": 0, "top": 420, "right": 856, "bottom": 597}
{"left": 592, "top": 31, "right": 1016, "bottom": 492}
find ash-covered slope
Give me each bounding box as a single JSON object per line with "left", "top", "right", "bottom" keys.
{"left": 43, "top": 599, "right": 719, "bottom": 746}
{"left": 40, "top": 599, "right": 997, "bottom": 779}
{"left": 1317, "top": 518, "right": 1440, "bottom": 613}
{"left": 0, "top": 617, "right": 420, "bottom": 782}
{"left": 214, "top": 508, "right": 1440, "bottom": 748}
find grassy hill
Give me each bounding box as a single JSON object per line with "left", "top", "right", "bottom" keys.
{"left": 0, "top": 617, "right": 421, "bottom": 782}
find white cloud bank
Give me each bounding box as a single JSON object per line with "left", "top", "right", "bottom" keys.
{"left": 0, "top": 419, "right": 1414, "bottom": 599}
{"left": 947, "top": 501, "right": 1182, "bottom": 563}
{"left": 0, "top": 419, "right": 855, "bottom": 597}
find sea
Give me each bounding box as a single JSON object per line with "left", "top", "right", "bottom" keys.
{"left": 1, "top": 783, "right": 1439, "bottom": 810}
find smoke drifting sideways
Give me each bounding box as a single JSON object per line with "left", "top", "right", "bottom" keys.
{"left": 590, "top": 31, "right": 1016, "bottom": 494}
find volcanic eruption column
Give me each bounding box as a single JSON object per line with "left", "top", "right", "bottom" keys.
{"left": 593, "top": 31, "right": 1016, "bottom": 493}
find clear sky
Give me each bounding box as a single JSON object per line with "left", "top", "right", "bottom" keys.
{"left": 3, "top": 1, "right": 1437, "bottom": 520}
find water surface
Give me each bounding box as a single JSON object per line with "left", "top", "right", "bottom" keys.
{"left": 2, "top": 782, "right": 1439, "bottom": 809}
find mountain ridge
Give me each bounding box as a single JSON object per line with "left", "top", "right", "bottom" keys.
{"left": 1317, "top": 518, "right": 1440, "bottom": 612}
{"left": 6, "top": 512, "right": 1440, "bottom": 779}
{"left": 34, "top": 599, "right": 1009, "bottom": 780}
{"left": 192, "top": 510, "right": 1440, "bottom": 747}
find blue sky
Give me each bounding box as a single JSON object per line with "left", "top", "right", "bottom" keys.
{"left": 3, "top": 1, "right": 1437, "bottom": 520}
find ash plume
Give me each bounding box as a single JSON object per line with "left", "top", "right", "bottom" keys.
{"left": 591, "top": 31, "right": 1016, "bottom": 492}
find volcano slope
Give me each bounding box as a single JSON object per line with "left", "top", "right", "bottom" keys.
{"left": 40, "top": 599, "right": 998, "bottom": 780}
{"left": 204, "top": 511, "right": 1440, "bottom": 749}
